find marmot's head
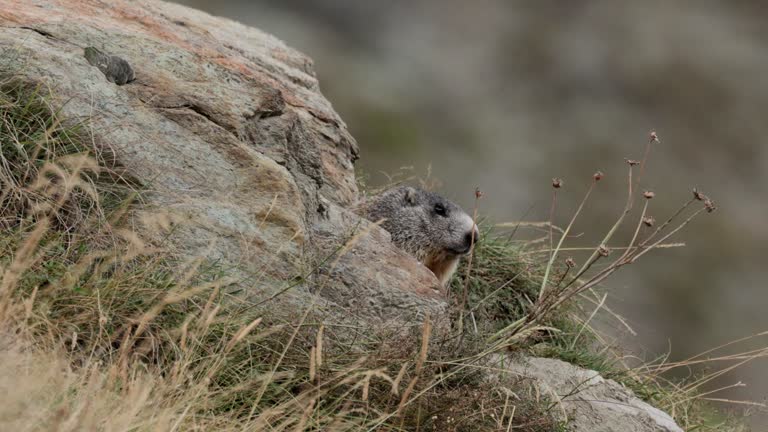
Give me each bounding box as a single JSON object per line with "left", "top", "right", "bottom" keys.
{"left": 364, "top": 186, "right": 479, "bottom": 286}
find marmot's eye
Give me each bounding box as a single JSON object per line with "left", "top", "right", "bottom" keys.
{"left": 434, "top": 203, "right": 447, "bottom": 217}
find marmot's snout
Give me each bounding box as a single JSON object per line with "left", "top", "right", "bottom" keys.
{"left": 460, "top": 227, "right": 480, "bottom": 254}
{"left": 445, "top": 211, "right": 480, "bottom": 255}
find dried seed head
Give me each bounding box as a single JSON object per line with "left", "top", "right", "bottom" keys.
{"left": 552, "top": 178, "right": 563, "bottom": 189}
{"left": 643, "top": 190, "right": 655, "bottom": 199}
{"left": 649, "top": 130, "right": 660, "bottom": 143}
{"left": 642, "top": 216, "right": 655, "bottom": 227}
{"left": 704, "top": 199, "right": 717, "bottom": 213}
{"left": 593, "top": 171, "right": 604, "bottom": 181}
{"left": 598, "top": 245, "right": 610, "bottom": 257}
{"left": 565, "top": 257, "right": 576, "bottom": 268}
{"left": 693, "top": 188, "right": 706, "bottom": 201}
{"left": 475, "top": 187, "right": 484, "bottom": 199}
{"left": 625, "top": 159, "right": 640, "bottom": 166}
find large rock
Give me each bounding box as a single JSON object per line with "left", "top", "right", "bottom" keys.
{"left": 498, "top": 355, "right": 684, "bottom": 432}
{"left": 0, "top": 0, "right": 444, "bottom": 320}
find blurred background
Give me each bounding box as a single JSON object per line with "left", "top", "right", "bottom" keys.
{"left": 173, "top": 0, "right": 768, "bottom": 427}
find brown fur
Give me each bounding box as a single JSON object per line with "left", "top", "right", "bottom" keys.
{"left": 424, "top": 250, "right": 461, "bottom": 292}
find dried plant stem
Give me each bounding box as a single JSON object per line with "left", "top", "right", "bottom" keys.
{"left": 636, "top": 138, "right": 654, "bottom": 186}
{"left": 629, "top": 208, "right": 705, "bottom": 263}
{"left": 637, "top": 198, "right": 696, "bottom": 249}
{"left": 617, "top": 199, "right": 649, "bottom": 263}
{"left": 574, "top": 165, "right": 634, "bottom": 279}
{"left": 397, "top": 315, "right": 432, "bottom": 417}
{"left": 469, "top": 269, "right": 528, "bottom": 314}
{"left": 458, "top": 191, "right": 481, "bottom": 333}
{"left": 548, "top": 188, "right": 558, "bottom": 281}
{"left": 539, "top": 180, "right": 597, "bottom": 300}
{"left": 569, "top": 292, "right": 607, "bottom": 350}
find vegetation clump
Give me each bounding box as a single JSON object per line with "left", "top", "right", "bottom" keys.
{"left": 0, "top": 77, "right": 753, "bottom": 432}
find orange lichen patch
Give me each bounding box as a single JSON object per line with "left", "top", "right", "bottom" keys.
{"left": 0, "top": 0, "right": 339, "bottom": 122}
{"left": 211, "top": 55, "right": 272, "bottom": 84}
{"left": 0, "top": 3, "right": 53, "bottom": 24}
{"left": 270, "top": 47, "right": 313, "bottom": 73}
{"left": 111, "top": 7, "right": 190, "bottom": 48}
{"left": 208, "top": 55, "right": 317, "bottom": 113}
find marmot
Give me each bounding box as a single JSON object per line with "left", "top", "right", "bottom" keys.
{"left": 359, "top": 186, "right": 479, "bottom": 288}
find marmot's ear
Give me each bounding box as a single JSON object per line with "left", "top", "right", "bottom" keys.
{"left": 403, "top": 187, "right": 418, "bottom": 206}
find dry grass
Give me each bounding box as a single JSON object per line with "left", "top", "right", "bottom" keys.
{"left": 0, "top": 75, "right": 758, "bottom": 432}
{"left": 0, "top": 76, "right": 564, "bottom": 431}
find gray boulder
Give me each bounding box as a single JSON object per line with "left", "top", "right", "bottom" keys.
{"left": 497, "top": 355, "right": 683, "bottom": 432}
{"left": 0, "top": 0, "right": 443, "bottom": 321}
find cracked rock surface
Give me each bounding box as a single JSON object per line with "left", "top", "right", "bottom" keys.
{"left": 0, "top": 0, "right": 444, "bottom": 321}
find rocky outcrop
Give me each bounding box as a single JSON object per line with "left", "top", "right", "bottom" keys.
{"left": 0, "top": 0, "right": 444, "bottom": 321}
{"left": 498, "top": 355, "right": 684, "bottom": 432}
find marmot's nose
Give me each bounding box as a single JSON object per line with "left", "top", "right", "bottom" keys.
{"left": 463, "top": 227, "right": 480, "bottom": 249}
